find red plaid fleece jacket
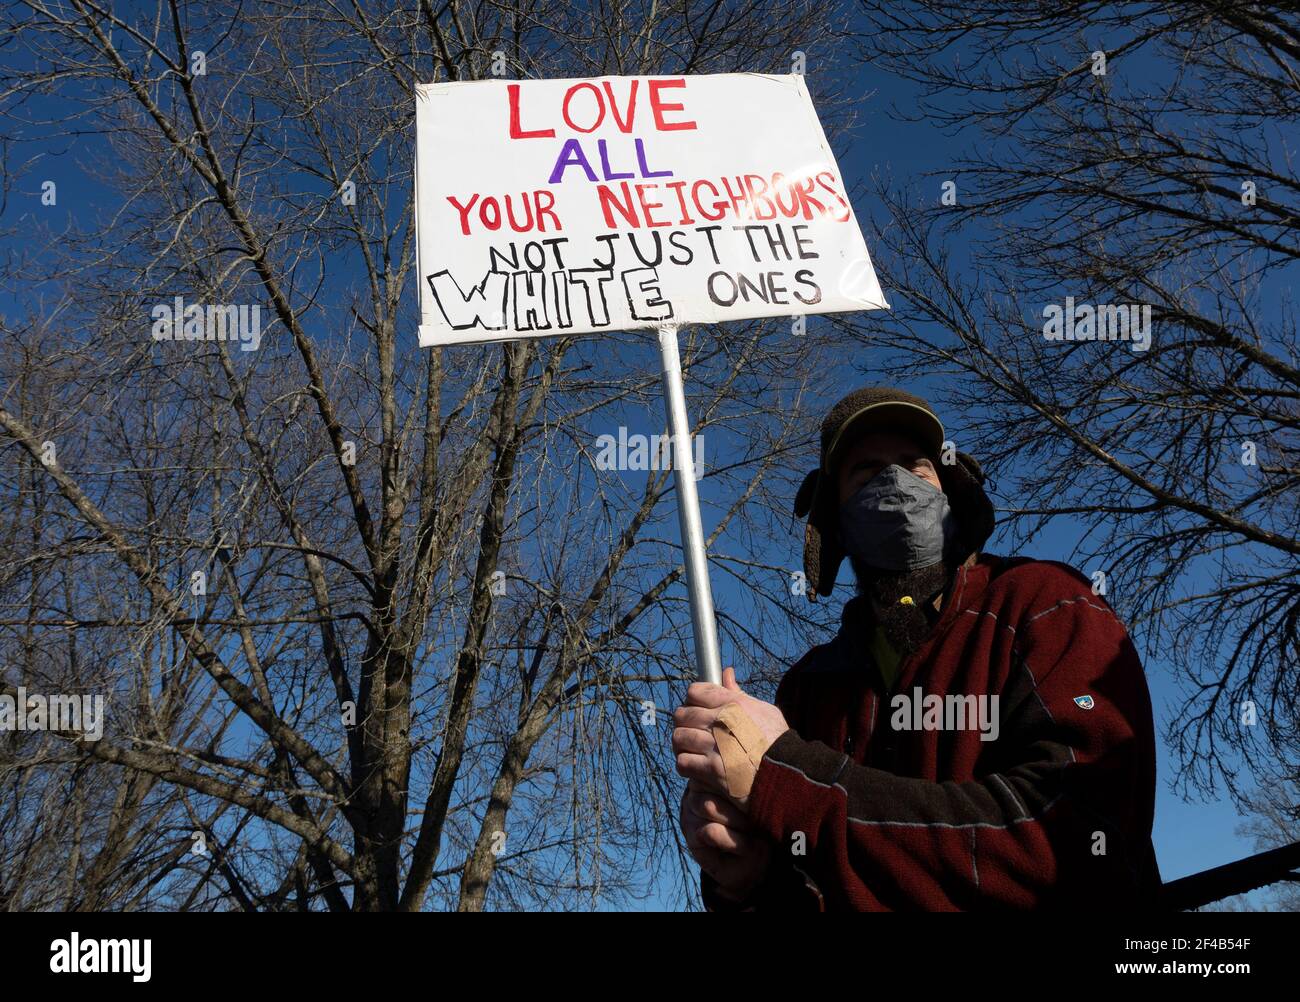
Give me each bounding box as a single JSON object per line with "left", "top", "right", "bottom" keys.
{"left": 701, "top": 554, "right": 1162, "bottom": 911}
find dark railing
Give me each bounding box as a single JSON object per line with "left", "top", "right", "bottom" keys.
{"left": 1161, "top": 840, "right": 1300, "bottom": 911}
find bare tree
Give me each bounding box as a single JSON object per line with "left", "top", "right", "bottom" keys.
{"left": 851, "top": 1, "right": 1300, "bottom": 803}
{"left": 1230, "top": 775, "right": 1300, "bottom": 911}
{"left": 0, "top": 0, "right": 855, "bottom": 910}
{"left": 1199, "top": 773, "right": 1300, "bottom": 911}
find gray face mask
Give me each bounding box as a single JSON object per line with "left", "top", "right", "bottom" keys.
{"left": 838, "top": 464, "right": 959, "bottom": 572}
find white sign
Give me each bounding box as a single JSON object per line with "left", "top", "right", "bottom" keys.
{"left": 414, "top": 73, "right": 887, "bottom": 347}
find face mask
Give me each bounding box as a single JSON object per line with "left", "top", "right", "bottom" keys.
{"left": 838, "top": 464, "right": 959, "bottom": 572}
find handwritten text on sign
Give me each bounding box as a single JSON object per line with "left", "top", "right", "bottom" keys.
{"left": 414, "top": 74, "right": 887, "bottom": 346}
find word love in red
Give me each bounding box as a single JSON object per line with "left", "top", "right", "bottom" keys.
{"left": 507, "top": 79, "right": 697, "bottom": 138}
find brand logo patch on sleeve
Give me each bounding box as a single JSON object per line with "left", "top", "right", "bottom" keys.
{"left": 1073, "top": 695, "right": 1095, "bottom": 710}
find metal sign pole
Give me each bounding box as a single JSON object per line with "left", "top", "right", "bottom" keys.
{"left": 655, "top": 323, "right": 722, "bottom": 685}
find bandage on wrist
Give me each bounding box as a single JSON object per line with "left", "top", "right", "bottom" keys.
{"left": 711, "top": 703, "right": 768, "bottom": 801}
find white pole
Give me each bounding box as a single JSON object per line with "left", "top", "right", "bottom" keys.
{"left": 655, "top": 323, "right": 723, "bottom": 685}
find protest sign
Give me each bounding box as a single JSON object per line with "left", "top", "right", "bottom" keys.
{"left": 414, "top": 73, "right": 887, "bottom": 346}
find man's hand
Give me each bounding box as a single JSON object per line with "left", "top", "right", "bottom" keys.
{"left": 672, "top": 667, "right": 790, "bottom": 807}
{"left": 679, "top": 780, "right": 774, "bottom": 903}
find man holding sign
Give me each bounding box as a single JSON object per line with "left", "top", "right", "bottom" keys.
{"left": 672, "top": 388, "right": 1163, "bottom": 911}
{"left": 414, "top": 72, "right": 1156, "bottom": 912}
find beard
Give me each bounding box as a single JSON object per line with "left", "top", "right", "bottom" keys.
{"left": 848, "top": 555, "right": 954, "bottom": 664}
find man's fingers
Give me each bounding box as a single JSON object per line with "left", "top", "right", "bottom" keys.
{"left": 689, "top": 844, "right": 730, "bottom": 876}
{"left": 671, "top": 726, "right": 716, "bottom": 756}
{"left": 675, "top": 751, "right": 724, "bottom": 789}
{"left": 687, "top": 819, "right": 754, "bottom": 856}
{"left": 672, "top": 704, "right": 717, "bottom": 730}
{"left": 686, "top": 681, "right": 741, "bottom": 709}
{"left": 683, "top": 785, "right": 748, "bottom": 828}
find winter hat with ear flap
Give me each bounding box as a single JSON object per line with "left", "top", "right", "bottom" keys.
{"left": 793, "top": 387, "right": 996, "bottom": 600}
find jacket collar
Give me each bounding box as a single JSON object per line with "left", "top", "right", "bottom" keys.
{"left": 890, "top": 554, "right": 997, "bottom": 691}
{"left": 810, "top": 554, "right": 998, "bottom": 677}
